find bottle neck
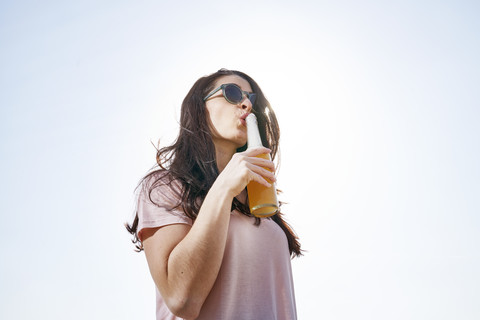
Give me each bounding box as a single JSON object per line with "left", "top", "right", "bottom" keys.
{"left": 246, "top": 114, "right": 263, "bottom": 149}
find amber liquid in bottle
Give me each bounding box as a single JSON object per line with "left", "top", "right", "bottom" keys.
{"left": 245, "top": 114, "right": 279, "bottom": 217}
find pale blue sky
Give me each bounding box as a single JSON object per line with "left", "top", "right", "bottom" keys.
{"left": 1, "top": 1, "right": 479, "bottom": 319}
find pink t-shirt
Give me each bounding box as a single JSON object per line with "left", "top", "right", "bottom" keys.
{"left": 137, "top": 175, "right": 297, "bottom": 320}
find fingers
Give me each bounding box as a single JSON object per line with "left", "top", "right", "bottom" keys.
{"left": 222, "top": 148, "right": 277, "bottom": 193}
{"left": 250, "top": 171, "right": 273, "bottom": 188}
{"left": 245, "top": 162, "right": 276, "bottom": 186}
{"left": 245, "top": 148, "right": 275, "bottom": 171}
{"left": 237, "top": 147, "right": 276, "bottom": 181}
{"left": 244, "top": 146, "right": 271, "bottom": 157}
{"left": 248, "top": 156, "right": 276, "bottom": 172}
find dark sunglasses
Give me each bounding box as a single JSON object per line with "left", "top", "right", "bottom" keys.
{"left": 203, "top": 83, "right": 257, "bottom": 105}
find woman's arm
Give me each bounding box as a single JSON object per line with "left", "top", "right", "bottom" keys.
{"left": 142, "top": 147, "right": 276, "bottom": 319}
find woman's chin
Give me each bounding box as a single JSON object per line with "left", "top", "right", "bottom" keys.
{"left": 235, "top": 136, "right": 248, "bottom": 148}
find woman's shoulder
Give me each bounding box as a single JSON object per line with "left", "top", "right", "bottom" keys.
{"left": 141, "top": 169, "right": 182, "bottom": 191}
{"left": 136, "top": 169, "right": 192, "bottom": 241}
{"left": 137, "top": 169, "right": 184, "bottom": 205}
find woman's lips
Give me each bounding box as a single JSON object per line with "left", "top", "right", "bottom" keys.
{"left": 240, "top": 113, "right": 250, "bottom": 126}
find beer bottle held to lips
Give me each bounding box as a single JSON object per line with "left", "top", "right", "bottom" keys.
{"left": 245, "top": 113, "right": 279, "bottom": 217}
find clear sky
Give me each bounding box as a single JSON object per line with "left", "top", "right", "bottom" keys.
{"left": 1, "top": 0, "right": 479, "bottom": 319}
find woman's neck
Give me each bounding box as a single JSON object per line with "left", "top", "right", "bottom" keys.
{"left": 213, "top": 142, "right": 237, "bottom": 173}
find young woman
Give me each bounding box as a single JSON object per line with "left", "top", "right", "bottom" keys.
{"left": 126, "top": 69, "right": 302, "bottom": 320}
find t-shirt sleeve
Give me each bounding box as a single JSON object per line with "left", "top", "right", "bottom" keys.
{"left": 136, "top": 178, "right": 192, "bottom": 242}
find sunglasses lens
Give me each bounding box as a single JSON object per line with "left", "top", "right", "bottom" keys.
{"left": 224, "top": 84, "right": 243, "bottom": 103}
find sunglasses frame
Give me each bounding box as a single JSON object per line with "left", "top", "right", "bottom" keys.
{"left": 203, "top": 83, "right": 256, "bottom": 105}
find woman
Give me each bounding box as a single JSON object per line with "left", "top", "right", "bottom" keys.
{"left": 126, "top": 69, "right": 302, "bottom": 320}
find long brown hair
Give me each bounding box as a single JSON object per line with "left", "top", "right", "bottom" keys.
{"left": 126, "top": 69, "right": 302, "bottom": 257}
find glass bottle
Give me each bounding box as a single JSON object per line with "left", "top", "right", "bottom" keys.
{"left": 245, "top": 113, "right": 279, "bottom": 217}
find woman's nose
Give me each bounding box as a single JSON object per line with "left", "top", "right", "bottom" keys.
{"left": 240, "top": 97, "right": 252, "bottom": 113}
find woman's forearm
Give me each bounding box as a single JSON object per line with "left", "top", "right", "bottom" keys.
{"left": 163, "top": 180, "right": 234, "bottom": 318}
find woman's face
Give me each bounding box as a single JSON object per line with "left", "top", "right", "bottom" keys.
{"left": 204, "top": 75, "right": 254, "bottom": 151}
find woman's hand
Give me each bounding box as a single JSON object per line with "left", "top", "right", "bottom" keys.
{"left": 216, "top": 147, "right": 276, "bottom": 198}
